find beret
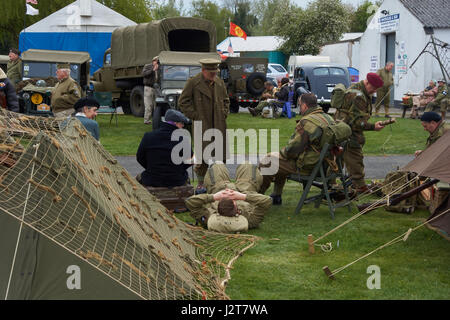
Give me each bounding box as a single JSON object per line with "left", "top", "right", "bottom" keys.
{"left": 420, "top": 111, "right": 441, "bottom": 123}
{"left": 73, "top": 97, "right": 100, "bottom": 111}
{"left": 165, "top": 109, "right": 191, "bottom": 125}
{"left": 367, "top": 72, "right": 384, "bottom": 89}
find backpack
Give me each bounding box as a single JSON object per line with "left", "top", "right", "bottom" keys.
{"left": 330, "top": 83, "right": 347, "bottom": 109}
{"left": 305, "top": 112, "right": 352, "bottom": 147}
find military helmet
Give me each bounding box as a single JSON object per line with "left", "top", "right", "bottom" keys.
{"left": 36, "top": 80, "right": 47, "bottom": 87}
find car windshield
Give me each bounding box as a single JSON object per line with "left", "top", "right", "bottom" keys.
{"left": 163, "top": 66, "right": 202, "bottom": 80}
{"left": 22, "top": 61, "right": 80, "bottom": 82}
{"left": 313, "top": 67, "right": 329, "bottom": 76}
{"left": 330, "top": 67, "right": 345, "bottom": 75}
{"left": 270, "top": 65, "right": 286, "bottom": 73}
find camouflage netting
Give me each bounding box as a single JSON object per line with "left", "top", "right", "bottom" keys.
{"left": 0, "top": 109, "right": 257, "bottom": 300}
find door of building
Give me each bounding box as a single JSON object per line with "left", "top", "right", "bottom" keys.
{"left": 386, "top": 33, "right": 396, "bottom": 106}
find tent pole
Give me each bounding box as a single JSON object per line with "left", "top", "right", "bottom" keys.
{"left": 4, "top": 143, "right": 40, "bottom": 300}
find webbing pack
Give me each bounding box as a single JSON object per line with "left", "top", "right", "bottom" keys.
{"left": 304, "top": 111, "right": 351, "bottom": 147}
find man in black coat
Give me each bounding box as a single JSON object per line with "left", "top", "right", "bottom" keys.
{"left": 136, "top": 109, "right": 193, "bottom": 188}
{"left": 0, "top": 68, "right": 19, "bottom": 112}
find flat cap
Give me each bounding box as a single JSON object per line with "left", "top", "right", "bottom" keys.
{"left": 367, "top": 72, "right": 384, "bottom": 89}
{"left": 199, "top": 58, "right": 221, "bottom": 70}
{"left": 152, "top": 56, "right": 159, "bottom": 62}
{"left": 437, "top": 79, "right": 446, "bottom": 83}
{"left": 57, "top": 63, "right": 71, "bottom": 69}
{"left": 74, "top": 97, "right": 100, "bottom": 111}
{"left": 165, "top": 109, "right": 191, "bottom": 125}
{"left": 420, "top": 111, "right": 441, "bottom": 123}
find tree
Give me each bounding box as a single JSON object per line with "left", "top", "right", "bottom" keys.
{"left": 349, "top": 1, "right": 377, "bottom": 32}
{"left": 221, "top": 0, "right": 258, "bottom": 36}
{"left": 151, "top": 0, "right": 184, "bottom": 20}
{"left": 272, "top": 0, "right": 350, "bottom": 55}
{"left": 191, "top": 0, "right": 233, "bottom": 43}
{"left": 250, "top": 0, "right": 293, "bottom": 36}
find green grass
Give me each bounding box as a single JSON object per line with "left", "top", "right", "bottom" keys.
{"left": 177, "top": 182, "right": 450, "bottom": 300}
{"left": 97, "top": 113, "right": 448, "bottom": 299}
{"left": 97, "top": 114, "right": 428, "bottom": 156}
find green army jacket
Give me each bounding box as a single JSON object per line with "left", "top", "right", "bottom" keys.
{"left": 6, "top": 58, "right": 22, "bottom": 85}
{"left": 434, "top": 84, "right": 448, "bottom": 104}
{"left": 376, "top": 67, "right": 393, "bottom": 88}
{"left": 335, "top": 80, "right": 375, "bottom": 147}
{"left": 280, "top": 106, "right": 334, "bottom": 175}
{"left": 426, "top": 121, "right": 450, "bottom": 148}
{"left": 51, "top": 77, "right": 82, "bottom": 114}
{"left": 185, "top": 192, "right": 271, "bottom": 230}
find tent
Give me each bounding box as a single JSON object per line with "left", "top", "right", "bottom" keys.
{"left": 401, "top": 129, "right": 450, "bottom": 240}
{"left": 0, "top": 109, "right": 256, "bottom": 299}
{"left": 19, "top": 0, "right": 136, "bottom": 74}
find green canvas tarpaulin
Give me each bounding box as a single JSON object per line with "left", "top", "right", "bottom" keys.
{"left": 111, "top": 17, "right": 217, "bottom": 69}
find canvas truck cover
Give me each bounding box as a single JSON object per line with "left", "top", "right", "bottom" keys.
{"left": 111, "top": 17, "right": 217, "bottom": 69}
{"left": 21, "top": 49, "right": 91, "bottom": 64}
{"left": 0, "top": 55, "right": 9, "bottom": 64}
{"left": 158, "top": 51, "right": 221, "bottom": 66}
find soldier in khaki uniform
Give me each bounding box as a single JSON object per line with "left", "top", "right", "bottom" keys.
{"left": 185, "top": 162, "right": 272, "bottom": 231}
{"left": 425, "top": 79, "right": 449, "bottom": 120}
{"left": 6, "top": 48, "right": 22, "bottom": 86}
{"left": 415, "top": 112, "right": 450, "bottom": 157}
{"left": 249, "top": 81, "right": 275, "bottom": 116}
{"left": 335, "top": 73, "right": 386, "bottom": 193}
{"left": 259, "top": 93, "right": 335, "bottom": 204}
{"left": 51, "top": 63, "right": 82, "bottom": 117}
{"left": 179, "top": 58, "right": 230, "bottom": 193}
{"left": 375, "top": 62, "right": 394, "bottom": 117}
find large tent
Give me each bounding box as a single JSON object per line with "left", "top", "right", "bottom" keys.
{"left": 401, "top": 129, "right": 450, "bottom": 240}
{"left": 19, "top": 0, "right": 136, "bottom": 74}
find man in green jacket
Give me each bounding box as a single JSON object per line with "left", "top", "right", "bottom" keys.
{"left": 425, "top": 79, "right": 449, "bottom": 120}
{"left": 415, "top": 112, "right": 450, "bottom": 157}
{"left": 335, "top": 73, "right": 386, "bottom": 194}
{"left": 185, "top": 162, "right": 271, "bottom": 231}
{"left": 6, "top": 48, "right": 22, "bottom": 86}
{"left": 51, "top": 63, "right": 82, "bottom": 117}
{"left": 179, "top": 58, "right": 230, "bottom": 194}
{"left": 375, "top": 62, "right": 394, "bottom": 117}
{"left": 259, "top": 93, "right": 334, "bottom": 204}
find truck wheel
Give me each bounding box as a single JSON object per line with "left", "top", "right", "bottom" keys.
{"left": 130, "top": 86, "right": 145, "bottom": 117}
{"left": 230, "top": 99, "right": 239, "bottom": 113}
{"left": 152, "top": 105, "right": 165, "bottom": 130}
{"left": 246, "top": 73, "right": 266, "bottom": 96}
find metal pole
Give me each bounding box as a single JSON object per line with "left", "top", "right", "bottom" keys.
{"left": 431, "top": 35, "right": 448, "bottom": 84}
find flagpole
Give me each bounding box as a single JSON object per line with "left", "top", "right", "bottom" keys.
{"left": 23, "top": 0, "right": 27, "bottom": 33}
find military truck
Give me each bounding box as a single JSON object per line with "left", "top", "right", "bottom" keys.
{"left": 219, "top": 57, "right": 268, "bottom": 113}
{"left": 92, "top": 17, "right": 219, "bottom": 118}
{"left": 19, "top": 49, "right": 91, "bottom": 116}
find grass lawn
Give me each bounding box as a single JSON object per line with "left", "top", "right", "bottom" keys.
{"left": 177, "top": 182, "right": 450, "bottom": 300}
{"left": 97, "top": 112, "right": 448, "bottom": 300}
{"left": 97, "top": 113, "right": 429, "bottom": 156}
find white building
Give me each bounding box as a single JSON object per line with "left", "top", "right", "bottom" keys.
{"left": 319, "top": 33, "right": 363, "bottom": 69}
{"left": 359, "top": 0, "right": 450, "bottom": 105}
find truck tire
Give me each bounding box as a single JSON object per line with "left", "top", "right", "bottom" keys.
{"left": 246, "top": 73, "right": 266, "bottom": 96}
{"left": 130, "top": 86, "right": 145, "bottom": 117}
{"left": 229, "top": 98, "right": 239, "bottom": 113}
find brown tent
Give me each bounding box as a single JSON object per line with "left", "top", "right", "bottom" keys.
{"left": 401, "top": 130, "right": 450, "bottom": 240}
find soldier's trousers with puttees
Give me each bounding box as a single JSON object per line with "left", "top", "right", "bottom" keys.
{"left": 204, "top": 162, "right": 263, "bottom": 195}
{"left": 259, "top": 152, "right": 297, "bottom": 196}
{"left": 144, "top": 86, "right": 156, "bottom": 122}
{"left": 343, "top": 144, "right": 366, "bottom": 189}
{"left": 375, "top": 87, "right": 390, "bottom": 115}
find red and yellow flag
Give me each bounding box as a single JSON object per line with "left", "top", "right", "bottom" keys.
{"left": 229, "top": 22, "right": 247, "bottom": 40}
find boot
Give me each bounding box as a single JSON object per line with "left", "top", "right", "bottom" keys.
{"left": 442, "top": 111, "right": 446, "bottom": 120}
{"left": 270, "top": 194, "right": 282, "bottom": 205}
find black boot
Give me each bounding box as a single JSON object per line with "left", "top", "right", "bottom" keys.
{"left": 270, "top": 194, "right": 282, "bottom": 205}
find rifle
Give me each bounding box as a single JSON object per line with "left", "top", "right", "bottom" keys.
{"left": 357, "top": 178, "right": 439, "bottom": 213}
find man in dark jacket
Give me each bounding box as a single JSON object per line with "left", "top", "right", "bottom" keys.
{"left": 0, "top": 67, "right": 19, "bottom": 112}
{"left": 142, "top": 56, "right": 161, "bottom": 124}
{"left": 136, "top": 109, "right": 193, "bottom": 188}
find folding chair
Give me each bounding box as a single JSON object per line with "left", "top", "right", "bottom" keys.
{"left": 288, "top": 143, "right": 352, "bottom": 219}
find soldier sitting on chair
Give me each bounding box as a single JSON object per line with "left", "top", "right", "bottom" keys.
{"left": 425, "top": 79, "right": 449, "bottom": 120}
{"left": 259, "top": 93, "right": 335, "bottom": 205}
{"left": 185, "top": 162, "right": 271, "bottom": 231}
{"left": 249, "top": 81, "right": 275, "bottom": 117}
{"left": 415, "top": 112, "right": 450, "bottom": 157}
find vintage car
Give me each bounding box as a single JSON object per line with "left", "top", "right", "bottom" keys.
{"left": 293, "top": 62, "right": 351, "bottom": 112}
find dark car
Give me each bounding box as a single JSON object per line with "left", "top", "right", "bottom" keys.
{"left": 293, "top": 63, "right": 350, "bottom": 112}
